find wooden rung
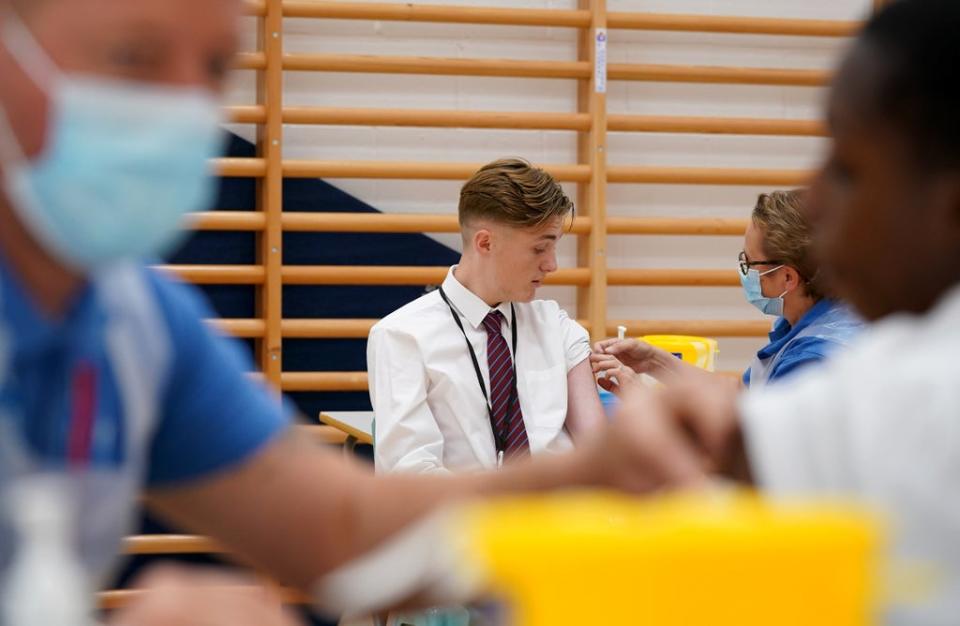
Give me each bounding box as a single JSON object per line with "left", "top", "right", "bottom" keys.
{"left": 214, "top": 158, "right": 267, "bottom": 178}
{"left": 229, "top": 106, "right": 824, "bottom": 137}
{"left": 282, "top": 212, "right": 461, "bottom": 233}
{"left": 280, "top": 266, "right": 590, "bottom": 286}
{"left": 186, "top": 211, "right": 266, "bottom": 231}
{"left": 282, "top": 106, "right": 591, "bottom": 130}
{"left": 282, "top": 1, "right": 591, "bottom": 28}
{"left": 209, "top": 160, "right": 808, "bottom": 186}
{"left": 185, "top": 212, "right": 746, "bottom": 237}
{"left": 277, "top": 53, "right": 827, "bottom": 87}
{"left": 210, "top": 318, "right": 266, "bottom": 337}
{"left": 282, "top": 53, "right": 591, "bottom": 79}
{"left": 233, "top": 52, "right": 266, "bottom": 71}
{"left": 162, "top": 265, "right": 749, "bottom": 288}
{"left": 162, "top": 266, "right": 745, "bottom": 287}
{"left": 606, "top": 165, "right": 811, "bottom": 186}
{"left": 606, "top": 11, "right": 859, "bottom": 37}
{"left": 607, "top": 114, "right": 826, "bottom": 137}
{"left": 274, "top": 2, "right": 857, "bottom": 37}
{"left": 226, "top": 105, "right": 267, "bottom": 124}
{"left": 157, "top": 265, "right": 504, "bottom": 286}
{"left": 608, "top": 63, "right": 829, "bottom": 86}
{"left": 282, "top": 318, "right": 376, "bottom": 338}
{"left": 281, "top": 212, "right": 587, "bottom": 234}
{"left": 607, "top": 320, "right": 770, "bottom": 337}
{"left": 607, "top": 269, "right": 740, "bottom": 286}
{"left": 606, "top": 217, "right": 748, "bottom": 236}
{"left": 281, "top": 372, "right": 370, "bottom": 392}
{"left": 281, "top": 160, "right": 591, "bottom": 182}
{"left": 160, "top": 265, "right": 265, "bottom": 285}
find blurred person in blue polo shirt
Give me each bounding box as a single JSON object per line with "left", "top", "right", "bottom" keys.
{"left": 0, "top": 3, "right": 696, "bottom": 624}
{"left": 592, "top": 189, "right": 863, "bottom": 391}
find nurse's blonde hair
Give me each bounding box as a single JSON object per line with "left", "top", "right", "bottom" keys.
{"left": 752, "top": 189, "right": 827, "bottom": 301}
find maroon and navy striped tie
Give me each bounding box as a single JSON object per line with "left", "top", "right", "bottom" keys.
{"left": 481, "top": 310, "right": 529, "bottom": 458}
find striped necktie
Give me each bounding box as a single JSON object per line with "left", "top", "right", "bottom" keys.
{"left": 481, "top": 310, "right": 529, "bottom": 458}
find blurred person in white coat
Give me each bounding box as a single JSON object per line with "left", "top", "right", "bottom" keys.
{"left": 614, "top": 2, "right": 960, "bottom": 624}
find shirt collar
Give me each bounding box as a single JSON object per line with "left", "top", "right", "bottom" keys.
{"left": 758, "top": 298, "right": 835, "bottom": 359}
{"left": 0, "top": 251, "right": 101, "bottom": 355}
{"left": 441, "top": 266, "right": 512, "bottom": 330}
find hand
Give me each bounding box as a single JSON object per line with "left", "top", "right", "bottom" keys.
{"left": 589, "top": 353, "right": 638, "bottom": 395}
{"left": 592, "top": 338, "right": 661, "bottom": 375}
{"left": 580, "top": 382, "right": 709, "bottom": 493}
{"left": 107, "top": 564, "right": 306, "bottom": 626}
{"left": 656, "top": 371, "right": 751, "bottom": 482}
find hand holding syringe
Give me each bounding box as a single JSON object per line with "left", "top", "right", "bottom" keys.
{"left": 596, "top": 326, "right": 628, "bottom": 383}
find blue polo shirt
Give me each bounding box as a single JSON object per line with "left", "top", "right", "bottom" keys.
{"left": 743, "top": 299, "right": 856, "bottom": 387}
{"left": 0, "top": 255, "right": 290, "bottom": 486}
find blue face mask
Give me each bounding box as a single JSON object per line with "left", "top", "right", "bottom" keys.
{"left": 0, "top": 13, "right": 224, "bottom": 272}
{"left": 739, "top": 265, "right": 788, "bottom": 317}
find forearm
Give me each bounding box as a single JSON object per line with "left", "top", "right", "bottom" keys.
{"left": 146, "top": 429, "right": 595, "bottom": 592}
{"left": 458, "top": 445, "right": 596, "bottom": 496}
{"left": 565, "top": 359, "right": 607, "bottom": 443}
{"left": 147, "top": 434, "right": 444, "bottom": 587}
{"left": 345, "top": 447, "right": 597, "bottom": 559}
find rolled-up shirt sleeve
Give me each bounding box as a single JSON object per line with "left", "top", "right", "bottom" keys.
{"left": 367, "top": 324, "right": 450, "bottom": 474}
{"left": 558, "top": 308, "right": 591, "bottom": 373}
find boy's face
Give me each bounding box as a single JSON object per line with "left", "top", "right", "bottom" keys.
{"left": 484, "top": 216, "right": 563, "bottom": 304}
{"left": 806, "top": 43, "right": 960, "bottom": 320}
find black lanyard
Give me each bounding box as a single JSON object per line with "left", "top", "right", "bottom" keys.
{"left": 437, "top": 286, "right": 518, "bottom": 454}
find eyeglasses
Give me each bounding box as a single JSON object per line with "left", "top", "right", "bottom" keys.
{"left": 738, "top": 250, "right": 784, "bottom": 276}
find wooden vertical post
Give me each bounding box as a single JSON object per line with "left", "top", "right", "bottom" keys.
{"left": 256, "top": 0, "right": 284, "bottom": 388}
{"left": 577, "top": 0, "right": 608, "bottom": 342}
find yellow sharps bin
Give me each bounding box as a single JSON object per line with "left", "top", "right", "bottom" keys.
{"left": 641, "top": 335, "right": 719, "bottom": 372}
{"left": 460, "top": 492, "right": 881, "bottom": 626}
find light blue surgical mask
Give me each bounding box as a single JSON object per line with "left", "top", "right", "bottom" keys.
{"left": 739, "top": 265, "right": 788, "bottom": 317}
{"left": 0, "top": 12, "right": 224, "bottom": 272}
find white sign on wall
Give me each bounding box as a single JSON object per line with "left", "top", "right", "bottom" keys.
{"left": 595, "top": 28, "right": 607, "bottom": 94}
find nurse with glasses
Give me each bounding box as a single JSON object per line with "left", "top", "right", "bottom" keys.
{"left": 594, "top": 189, "right": 865, "bottom": 389}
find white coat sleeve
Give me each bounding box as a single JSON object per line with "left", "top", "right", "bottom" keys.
{"left": 739, "top": 322, "right": 960, "bottom": 626}
{"left": 740, "top": 363, "right": 854, "bottom": 496}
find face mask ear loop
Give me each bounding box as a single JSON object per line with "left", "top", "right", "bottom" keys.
{"left": 757, "top": 264, "right": 791, "bottom": 300}
{"left": 0, "top": 11, "right": 56, "bottom": 197}
{"left": 758, "top": 264, "right": 785, "bottom": 278}
{"left": 0, "top": 9, "right": 59, "bottom": 90}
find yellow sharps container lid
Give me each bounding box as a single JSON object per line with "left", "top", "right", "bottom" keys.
{"left": 460, "top": 491, "right": 882, "bottom": 626}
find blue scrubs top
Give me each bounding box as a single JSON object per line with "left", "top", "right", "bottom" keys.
{"left": 743, "top": 298, "right": 860, "bottom": 387}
